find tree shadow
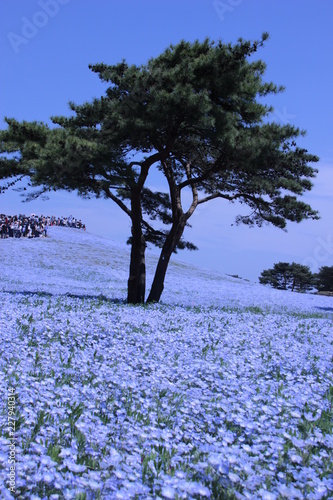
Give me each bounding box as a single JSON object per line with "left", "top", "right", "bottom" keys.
{"left": 1, "top": 289, "right": 126, "bottom": 305}
{"left": 315, "top": 306, "right": 333, "bottom": 312}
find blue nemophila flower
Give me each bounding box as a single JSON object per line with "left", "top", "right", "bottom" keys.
{"left": 161, "top": 485, "right": 176, "bottom": 499}
{"left": 43, "top": 472, "right": 55, "bottom": 484}
{"left": 80, "top": 477, "right": 102, "bottom": 490}
{"left": 63, "top": 488, "right": 77, "bottom": 499}
{"left": 304, "top": 411, "right": 322, "bottom": 421}
{"left": 258, "top": 489, "right": 277, "bottom": 500}
{"left": 1, "top": 487, "right": 16, "bottom": 500}
{"left": 277, "top": 483, "right": 303, "bottom": 498}
{"left": 32, "top": 472, "right": 43, "bottom": 482}
{"left": 41, "top": 455, "right": 57, "bottom": 467}
{"left": 30, "top": 443, "right": 46, "bottom": 454}
{"left": 228, "top": 472, "right": 241, "bottom": 483}
{"left": 63, "top": 459, "right": 86, "bottom": 473}
{"left": 59, "top": 448, "right": 73, "bottom": 457}
{"left": 1, "top": 228, "right": 333, "bottom": 498}
{"left": 114, "top": 470, "right": 127, "bottom": 480}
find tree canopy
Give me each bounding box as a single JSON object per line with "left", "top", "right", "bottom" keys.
{"left": 259, "top": 262, "right": 315, "bottom": 292}
{"left": 315, "top": 266, "right": 333, "bottom": 292}
{"left": 0, "top": 34, "right": 320, "bottom": 303}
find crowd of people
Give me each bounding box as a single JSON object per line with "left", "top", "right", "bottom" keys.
{"left": 0, "top": 214, "right": 86, "bottom": 239}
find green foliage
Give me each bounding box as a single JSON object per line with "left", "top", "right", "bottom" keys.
{"left": 0, "top": 36, "right": 319, "bottom": 230}
{"left": 297, "top": 392, "right": 333, "bottom": 437}
{"left": 314, "top": 266, "right": 333, "bottom": 292}
{"left": 244, "top": 305, "right": 264, "bottom": 314}
{"left": 141, "top": 445, "right": 176, "bottom": 486}
{"left": 47, "top": 443, "right": 62, "bottom": 464}
{"left": 259, "top": 262, "right": 315, "bottom": 292}
{"left": 68, "top": 402, "right": 85, "bottom": 438}
{"left": 24, "top": 410, "right": 45, "bottom": 448}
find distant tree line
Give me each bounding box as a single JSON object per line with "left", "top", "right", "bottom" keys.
{"left": 259, "top": 262, "right": 333, "bottom": 294}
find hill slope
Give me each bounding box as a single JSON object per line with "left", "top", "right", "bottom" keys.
{"left": 0, "top": 228, "right": 332, "bottom": 499}
{"left": 1, "top": 226, "right": 332, "bottom": 313}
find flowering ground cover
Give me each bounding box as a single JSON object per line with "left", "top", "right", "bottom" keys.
{"left": 0, "top": 227, "right": 332, "bottom": 499}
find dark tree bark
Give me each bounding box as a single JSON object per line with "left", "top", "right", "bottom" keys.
{"left": 127, "top": 189, "right": 146, "bottom": 304}
{"left": 147, "top": 218, "right": 186, "bottom": 303}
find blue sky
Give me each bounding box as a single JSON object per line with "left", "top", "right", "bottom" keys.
{"left": 1, "top": 0, "right": 332, "bottom": 281}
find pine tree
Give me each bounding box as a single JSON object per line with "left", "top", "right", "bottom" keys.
{"left": 0, "top": 35, "right": 319, "bottom": 303}
{"left": 259, "top": 262, "right": 314, "bottom": 292}
{"left": 315, "top": 266, "right": 333, "bottom": 292}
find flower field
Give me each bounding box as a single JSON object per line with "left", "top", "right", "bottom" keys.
{"left": 0, "top": 227, "right": 332, "bottom": 499}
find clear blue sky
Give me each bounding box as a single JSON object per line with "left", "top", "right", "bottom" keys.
{"left": 1, "top": 0, "right": 332, "bottom": 281}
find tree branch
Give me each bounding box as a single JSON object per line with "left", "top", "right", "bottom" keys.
{"left": 141, "top": 219, "right": 165, "bottom": 237}
{"left": 161, "top": 159, "right": 182, "bottom": 219}
{"left": 197, "top": 191, "right": 264, "bottom": 206}
{"left": 104, "top": 186, "right": 131, "bottom": 217}
{"left": 137, "top": 151, "right": 164, "bottom": 191}
{"left": 178, "top": 153, "right": 226, "bottom": 191}
{"left": 197, "top": 192, "right": 236, "bottom": 205}
{"left": 184, "top": 162, "right": 199, "bottom": 221}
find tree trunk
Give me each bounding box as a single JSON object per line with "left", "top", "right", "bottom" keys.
{"left": 127, "top": 232, "right": 146, "bottom": 304}
{"left": 147, "top": 219, "right": 185, "bottom": 303}
{"left": 127, "top": 191, "right": 146, "bottom": 304}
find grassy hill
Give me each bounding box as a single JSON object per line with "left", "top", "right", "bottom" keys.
{"left": 0, "top": 227, "right": 332, "bottom": 499}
